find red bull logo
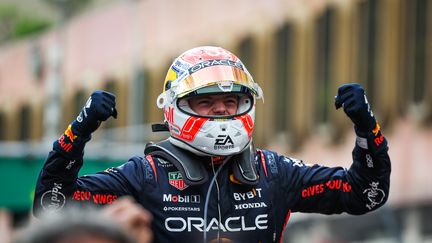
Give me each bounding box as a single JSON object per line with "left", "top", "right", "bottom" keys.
{"left": 64, "top": 124, "right": 77, "bottom": 142}
{"left": 58, "top": 135, "right": 73, "bottom": 152}
{"left": 374, "top": 134, "right": 385, "bottom": 147}
{"left": 372, "top": 123, "right": 381, "bottom": 136}
{"left": 164, "top": 107, "right": 174, "bottom": 124}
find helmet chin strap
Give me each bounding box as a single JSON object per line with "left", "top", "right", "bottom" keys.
{"left": 144, "top": 139, "right": 259, "bottom": 186}
{"left": 151, "top": 123, "right": 169, "bottom": 132}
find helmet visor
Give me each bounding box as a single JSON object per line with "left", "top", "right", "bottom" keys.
{"left": 172, "top": 65, "right": 262, "bottom": 99}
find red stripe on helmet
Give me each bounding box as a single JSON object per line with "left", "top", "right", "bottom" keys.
{"left": 236, "top": 114, "right": 254, "bottom": 139}
{"left": 179, "top": 117, "right": 209, "bottom": 142}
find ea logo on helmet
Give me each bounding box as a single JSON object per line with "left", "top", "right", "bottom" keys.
{"left": 214, "top": 135, "right": 234, "bottom": 150}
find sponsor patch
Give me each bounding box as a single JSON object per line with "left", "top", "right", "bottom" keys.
{"left": 372, "top": 123, "right": 381, "bottom": 136}
{"left": 72, "top": 190, "right": 118, "bottom": 205}
{"left": 64, "top": 124, "right": 77, "bottom": 142}
{"left": 158, "top": 158, "right": 173, "bottom": 168}
{"left": 41, "top": 183, "right": 66, "bottom": 211}
{"left": 168, "top": 171, "right": 189, "bottom": 191}
{"left": 164, "top": 214, "right": 268, "bottom": 232}
{"left": 301, "top": 179, "right": 352, "bottom": 198}
{"left": 363, "top": 182, "right": 385, "bottom": 210}
{"left": 374, "top": 134, "right": 385, "bottom": 147}
{"left": 234, "top": 202, "right": 267, "bottom": 210}
{"left": 163, "top": 194, "right": 200, "bottom": 203}
{"left": 163, "top": 206, "right": 200, "bottom": 212}
{"left": 188, "top": 59, "right": 244, "bottom": 74}
{"left": 214, "top": 135, "right": 234, "bottom": 150}
{"left": 233, "top": 188, "right": 262, "bottom": 201}
{"left": 366, "top": 154, "right": 374, "bottom": 168}
{"left": 57, "top": 134, "right": 73, "bottom": 152}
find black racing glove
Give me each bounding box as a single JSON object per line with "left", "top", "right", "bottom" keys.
{"left": 53, "top": 91, "right": 117, "bottom": 159}
{"left": 335, "top": 83, "right": 377, "bottom": 136}
{"left": 71, "top": 90, "right": 118, "bottom": 136}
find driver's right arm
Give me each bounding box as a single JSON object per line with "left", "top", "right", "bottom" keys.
{"left": 32, "top": 91, "right": 151, "bottom": 216}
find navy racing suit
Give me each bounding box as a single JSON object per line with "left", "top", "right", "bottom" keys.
{"left": 33, "top": 128, "right": 390, "bottom": 243}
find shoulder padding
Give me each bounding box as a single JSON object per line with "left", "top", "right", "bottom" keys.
{"left": 145, "top": 140, "right": 260, "bottom": 186}
{"left": 144, "top": 140, "right": 208, "bottom": 185}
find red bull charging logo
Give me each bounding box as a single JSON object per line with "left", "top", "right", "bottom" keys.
{"left": 64, "top": 124, "right": 77, "bottom": 142}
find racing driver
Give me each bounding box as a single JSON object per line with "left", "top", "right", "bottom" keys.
{"left": 33, "top": 46, "right": 391, "bottom": 243}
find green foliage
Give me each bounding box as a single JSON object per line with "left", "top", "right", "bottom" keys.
{"left": 13, "top": 16, "right": 52, "bottom": 39}
{"left": 0, "top": 4, "right": 52, "bottom": 43}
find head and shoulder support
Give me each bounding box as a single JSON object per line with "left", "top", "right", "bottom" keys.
{"left": 144, "top": 140, "right": 259, "bottom": 185}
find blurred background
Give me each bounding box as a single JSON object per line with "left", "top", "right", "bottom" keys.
{"left": 0, "top": 0, "right": 431, "bottom": 242}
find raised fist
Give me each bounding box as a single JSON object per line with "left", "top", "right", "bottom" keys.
{"left": 335, "top": 83, "right": 377, "bottom": 134}
{"left": 72, "top": 90, "right": 117, "bottom": 135}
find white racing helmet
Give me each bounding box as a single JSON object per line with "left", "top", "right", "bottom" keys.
{"left": 156, "top": 46, "right": 264, "bottom": 156}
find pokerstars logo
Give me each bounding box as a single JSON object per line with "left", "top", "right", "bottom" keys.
{"left": 163, "top": 194, "right": 200, "bottom": 203}
{"left": 168, "top": 171, "right": 189, "bottom": 190}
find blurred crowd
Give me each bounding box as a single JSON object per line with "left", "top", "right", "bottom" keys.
{"left": 0, "top": 197, "right": 153, "bottom": 243}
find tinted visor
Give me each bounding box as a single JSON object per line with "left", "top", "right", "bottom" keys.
{"left": 173, "top": 65, "right": 262, "bottom": 99}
